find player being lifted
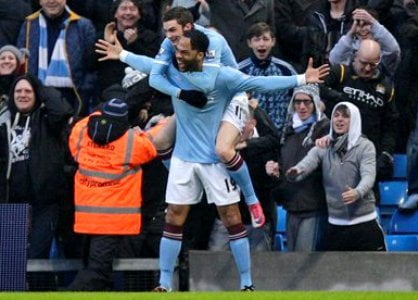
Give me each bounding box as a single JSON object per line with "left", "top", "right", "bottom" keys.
{"left": 96, "top": 27, "right": 329, "bottom": 291}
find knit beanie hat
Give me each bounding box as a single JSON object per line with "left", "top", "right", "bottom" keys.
{"left": 87, "top": 98, "right": 129, "bottom": 145}
{"left": 281, "top": 84, "right": 325, "bottom": 147}
{"left": 288, "top": 84, "right": 322, "bottom": 120}
{"left": 0, "top": 45, "right": 24, "bottom": 64}
{"left": 102, "top": 98, "right": 128, "bottom": 121}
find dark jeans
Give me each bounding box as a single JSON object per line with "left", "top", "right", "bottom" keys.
{"left": 67, "top": 235, "right": 123, "bottom": 291}
{"left": 28, "top": 204, "right": 58, "bottom": 259}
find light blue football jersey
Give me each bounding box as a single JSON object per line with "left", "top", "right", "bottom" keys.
{"left": 122, "top": 52, "right": 301, "bottom": 163}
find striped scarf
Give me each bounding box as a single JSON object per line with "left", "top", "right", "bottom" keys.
{"left": 38, "top": 8, "right": 73, "bottom": 87}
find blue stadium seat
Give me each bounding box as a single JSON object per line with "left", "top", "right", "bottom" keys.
{"left": 274, "top": 206, "right": 287, "bottom": 251}
{"left": 392, "top": 154, "right": 407, "bottom": 179}
{"left": 389, "top": 210, "right": 418, "bottom": 234}
{"left": 379, "top": 181, "right": 408, "bottom": 233}
{"left": 379, "top": 181, "right": 408, "bottom": 206}
{"left": 274, "top": 234, "right": 285, "bottom": 251}
{"left": 386, "top": 235, "right": 418, "bottom": 251}
{"left": 276, "top": 206, "right": 287, "bottom": 234}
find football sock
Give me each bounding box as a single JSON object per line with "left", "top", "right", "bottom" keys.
{"left": 159, "top": 223, "right": 183, "bottom": 290}
{"left": 225, "top": 153, "right": 258, "bottom": 205}
{"left": 228, "top": 223, "right": 252, "bottom": 289}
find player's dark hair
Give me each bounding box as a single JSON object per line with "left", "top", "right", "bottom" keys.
{"left": 162, "top": 6, "right": 194, "bottom": 26}
{"left": 183, "top": 30, "right": 209, "bottom": 54}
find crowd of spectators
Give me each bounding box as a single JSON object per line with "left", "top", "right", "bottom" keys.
{"left": 1, "top": 0, "right": 418, "bottom": 291}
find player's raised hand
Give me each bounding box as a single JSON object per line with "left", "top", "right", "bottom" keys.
{"left": 95, "top": 33, "right": 123, "bottom": 62}
{"left": 305, "top": 57, "right": 330, "bottom": 84}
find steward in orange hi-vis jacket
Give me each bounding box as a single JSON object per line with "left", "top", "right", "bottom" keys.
{"left": 69, "top": 98, "right": 157, "bottom": 236}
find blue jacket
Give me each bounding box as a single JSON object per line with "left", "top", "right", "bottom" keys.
{"left": 17, "top": 9, "right": 96, "bottom": 112}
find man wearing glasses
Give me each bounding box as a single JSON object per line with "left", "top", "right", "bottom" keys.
{"left": 320, "top": 39, "right": 399, "bottom": 182}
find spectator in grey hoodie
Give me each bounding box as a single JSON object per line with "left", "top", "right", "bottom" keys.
{"left": 286, "top": 102, "right": 386, "bottom": 251}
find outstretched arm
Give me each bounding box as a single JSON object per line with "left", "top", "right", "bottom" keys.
{"left": 227, "top": 58, "right": 329, "bottom": 94}
{"left": 95, "top": 36, "right": 154, "bottom": 74}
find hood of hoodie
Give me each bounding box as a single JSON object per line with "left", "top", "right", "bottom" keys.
{"left": 329, "top": 101, "right": 362, "bottom": 151}
{"left": 7, "top": 74, "right": 42, "bottom": 117}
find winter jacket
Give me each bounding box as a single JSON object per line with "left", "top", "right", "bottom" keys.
{"left": 16, "top": 8, "right": 97, "bottom": 116}
{"left": 277, "top": 118, "right": 329, "bottom": 213}
{"left": 273, "top": 0, "right": 322, "bottom": 70}
{"left": 208, "top": 0, "right": 275, "bottom": 62}
{"left": 275, "top": 84, "right": 329, "bottom": 213}
{"left": 0, "top": 0, "right": 32, "bottom": 46}
{"left": 0, "top": 84, "right": 73, "bottom": 204}
{"left": 307, "top": 0, "right": 358, "bottom": 65}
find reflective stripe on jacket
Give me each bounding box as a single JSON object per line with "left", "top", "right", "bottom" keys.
{"left": 69, "top": 115, "right": 157, "bottom": 235}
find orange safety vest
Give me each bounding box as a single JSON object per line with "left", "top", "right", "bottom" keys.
{"left": 69, "top": 115, "right": 157, "bottom": 235}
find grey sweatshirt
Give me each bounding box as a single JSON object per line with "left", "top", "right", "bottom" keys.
{"left": 294, "top": 102, "right": 377, "bottom": 225}
{"left": 329, "top": 22, "right": 401, "bottom": 76}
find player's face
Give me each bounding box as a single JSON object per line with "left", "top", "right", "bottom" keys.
{"left": 114, "top": 0, "right": 141, "bottom": 30}
{"left": 175, "top": 36, "right": 201, "bottom": 72}
{"left": 247, "top": 32, "right": 276, "bottom": 60}
{"left": 0, "top": 51, "right": 18, "bottom": 75}
{"left": 163, "top": 20, "right": 192, "bottom": 45}
{"left": 332, "top": 109, "right": 350, "bottom": 134}
{"left": 293, "top": 93, "right": 314, "bottom": 121}
{"left": 14, "top": 79, "right": 36, "bottom": 114}
{"left": 40, "top": 0, "right": 66, "bottom": 19}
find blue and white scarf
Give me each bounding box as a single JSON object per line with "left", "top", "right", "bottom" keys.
{"left": 292, "top": 114, "right": 316, "bottom": 133}
{"left": 38, "top": 8, "right": 73, "bottom": 87}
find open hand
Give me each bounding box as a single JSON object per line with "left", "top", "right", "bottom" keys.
{"left": 305, "top": 57, "right": 330, "bottom": 84}
{"left": 95, "top": 33, "right": 124, "bottom": 61}
{"left": 352, "top": 9, "right": 377, "bottom": 25}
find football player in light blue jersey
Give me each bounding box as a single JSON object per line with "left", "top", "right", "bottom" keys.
{"left": 150, "top": 8, "right": 237, "bottom": 98}
{"left": 151, "top": 7, "right": 269, "bottom": 228}
{"left": 96, "top": 29, "right": 329, "bottom": 292}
